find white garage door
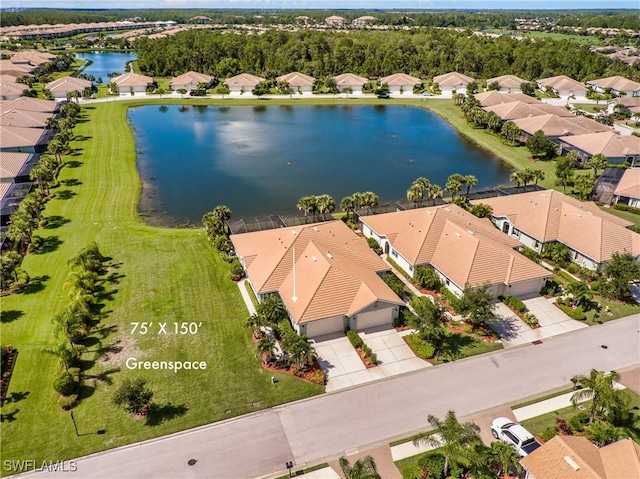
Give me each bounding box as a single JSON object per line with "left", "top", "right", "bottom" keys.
{"left": 357, "top": 308, "right": 393, "bottom": 331}
{"left": 306, "top": 316, "right": 345, "bottom": 338}
{"left": 508, "top": 280, "right": 541, "bottom": 298}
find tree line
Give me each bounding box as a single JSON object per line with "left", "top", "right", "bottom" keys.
{"left": 134, "top": 29, "right": 639, "bottom": 81}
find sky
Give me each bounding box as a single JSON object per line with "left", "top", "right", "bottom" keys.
{"left": 3, "top": 0, "right": 638, "bottom": 9}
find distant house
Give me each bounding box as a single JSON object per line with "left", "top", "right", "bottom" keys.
{"left": 559, "top": 131, "right": 640, "bottom": 167}
{"left": 231, "top": 221, "right": 403, "bottom": 338}
{"left": 352, "top": 16, "right": 377, "bottom": 28}
{"left": 45, "top": 76, "right": 92, "bottom": 100}
{"left": 607, "top": 96, "right": 640, "bottom": 115}
{"left": 0, "top": 108, "right": 52, "bottom": 129}
{"left": 110, "top": 72, "right": 153, "bottom": 95}
{"left": 486, "top": 74, "right": 528, "bottom": 93}
{"left": 432, "top": 72, "right": 475, "bottom": 94}
{"left": 475, "top": 90, "right": 540, "bottom": 107}
{"left": 520, "top": 436, "right": 640, "bottom": 479}
{"left": 614, "top": 168, "right": 640, "bottom": 207}
{"left": 0, "top": 152, "right": 37, "bottom": 183}
{"left": 1, "top": 97, "right": 59, "bottom": 113}
{"left": 586, "top": 75, "right": 640, "bottom": 97}
{"left": 478, "top": 189, "right": 640, "bottom": 271}
{"left": 0, "top": 125, "right": 53, "bottom": 153}
{"left": 484, "top": 101, "right": 573, "bottom": 121}
{"left": 512, "top": 114, "right": 608, "bottom": 142}
{"left": 331, "top": 73, "right": 369, "bottom": 94}
{"left": 360, "top": 204, "right": 549, "bottom": 298}
{"left": 0, "top": 78, "right": 28, "bottom": 100}
{"left": 379, "top": 73, "right": 422, "bottom": 94}
{"left": 224, "top": 73, "right": 266, "bottom": 94}
{"left": 325, "top": 16, "right": 346, "bottom": 28}
{"left": 276, "top": 72, "right": 315, "bottom": 93}
{"left": 537, "top": 75, "right": 588, "bottom": 99}
{"left": 169, "top": 71, "right": 214, "bottom": 92}
{"left": 187, "top": 16, "right": 212, "bottom": 24}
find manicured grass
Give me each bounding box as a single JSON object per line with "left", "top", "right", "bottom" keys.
{"left": 598, "top": 205, "right": 640, "bottom": 226}
{"left": 523, "top": 31, "right": 605, "bottom": 46}
{"left": 573, "top": 103, "right": 607, "bottom": 114}
{"left": 522, "top": 389, "right": 640, "bottom": 443}
{"left": 511, "top": 386, "right": 576, "bottom": 410}
{"left": 244, "top": 281, "right": 259, "bottom": 308}
{"left": 0, "top": 100, "right": 322, "bottom": 473}
{"left": 405, "top": 332, "right": 503, "bottom": 364}
{"left": 584, "top": 297, "right": 640, "bottom": 325}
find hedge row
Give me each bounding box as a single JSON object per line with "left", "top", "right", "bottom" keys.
{"left": 346, "top": 330, "right": 377, "bottom": 364}
{"left": 557, "top": 303, "right": 586, "bottom": 320}
{"left": 503, "top": 294, "right": 527, "bottom": 313}
{"left": 404, "top": 334, "right": 435, "bottom": 360}
{"left": 614, "top": 203, "right": 640, "bottom": 215}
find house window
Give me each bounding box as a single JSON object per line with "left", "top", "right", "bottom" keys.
{"left": 392, "top": 250, "right": 398, "bottom": 258}
{"left": 534, "top": 240, "right": 540, "bottom": 249}
{"left": 445, "top": 279, "right": 450, "bottom": 286}
{"left": 409, "top": 265, "right": 414, "bottom": 272}
{"left": 512, "top": 229, "right": 521, "bottom": 239}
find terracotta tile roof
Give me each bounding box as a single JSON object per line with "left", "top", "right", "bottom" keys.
{"left": 0, "top": 80, "right": 28, "bottom": 98}
{"left": 521, "top": 436, "right": 606, "bottom": 479}
{"left": 0, "top": 60, "right": 35, "bottom": 74}
{"left": 45, "top": 76, "right": 92, "bottom": 93}
{"left": 614, "top": 97, "right": 640, "bottom": 108}
{"left": 112, "top": 72, "right": 153, "bottom": 88}
{"left": 379, "top": 73, "right": 422, "bottom": 86}
{"left": 433, "top": 71, "right": 475, "bottom": 87}
{"left": 537, "top": 75, "right": 588, "bottom": 93}
{"left": 224, "top": 73, "right": 266, "bottom": 88}
{"left": 486, "top": 74, "right": 528, "bottom": 89}
{"left": 561, "top": 131, "right": 640, "bottom": 158}
{"left": 0, "top": 97, "right": 58, "bottom": 113}
{"left": 600, "top": 438, "right": 640, "bottom": 478}
{"left": 564, "top": 116, "right": 612, "bottom": 133}
{"left": 169, "top": 71, "right": 213, "bottom": 88}
{"left": 0, "top": 125, "right": 48, "bottom": 148}
{"left": 587, "top": 76, "right": 640, "bottom": 93}
{"left": 475, "top": 90, "right": 541, "bottom": 107}
{"left": 0, "top": 75, "right": 18, "bottom": 84}
{"left": 0, "top": 108, "right": 51, "bottom": 128}
{"left": 360, "top": 204, "right": 547, "bottom": 289}
{"left": 231, "top": 221, "right": 402, "bottom": 324}
{"left": 0, "top": 182, "right": 11, "bottom": 201}
{"left": 276, "top": 72, "right": 315, "bottom": 87}
{"left": 614, "top": 168, "right": 640, "bottom": 200}
{"left": 332, "top": 73, "right": 369, "bottom": 87}
{"left": 513, "top": 114, "right": 594, "bottom": 137}
{"left": 484, "top": 101, "right": 574, "bottom": 120}
{"left": 0, "top": 151, "right": 33, "bottom": 180}
{"left": 480, "top": 190, "right": 639, "bottom": 263}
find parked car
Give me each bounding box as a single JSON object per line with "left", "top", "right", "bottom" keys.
{"left": 491, "top": 417, "right": 541, "bottom": 457}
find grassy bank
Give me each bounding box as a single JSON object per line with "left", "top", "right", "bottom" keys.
{"left": 0, "top": 100, "right": 321, "bottom": 473}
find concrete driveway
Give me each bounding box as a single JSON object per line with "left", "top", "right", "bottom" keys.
{"left": 315, "top": 327, "right": 429, "bottom": 392}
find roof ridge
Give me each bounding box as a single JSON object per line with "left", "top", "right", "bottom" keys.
{"left": 558, "top": 436, "right": 607, "bottom": 479}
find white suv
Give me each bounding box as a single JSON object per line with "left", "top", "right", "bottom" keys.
{"left": 491, "top": 417, "right": 541, "bottom": 457}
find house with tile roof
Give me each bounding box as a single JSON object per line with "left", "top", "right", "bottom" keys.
{"left": 537, "top": 75, "right": 588, "bottom": 99}
{"left": 224, "top": 73, "right": 266, "bottom": 94}
{"left": 45, "top": 76, "right": 92, "bottom": 100}
{"left": 0, "top": 125, "right": 53, "bottom": 153}
{"left": 0, "top": 152, "right": 37, "bottom": 183}
{"left": 276, "top": 72, "right": 315, "bottom": 93}
{"left": 433, "top": 72, "right": 475, "bottom": 94}
{"left": 169, "top": 71, "right": 213, "bottom": 92}
{"left": 325, "top": 16, "right": 346, "bottom": 27}
{"left": 379, "top": 73, "right": 422, "bottom": 94}
{"left": 520, "top": 436, "right": 640, "bottom": 479}
{"left": 0, "top": 97, "right": 59, "bottom": 113}
{"left": 478, "top": 189, "right": 640, "bottom": 271}
{"left": 586, "top": 76, "right": 640, "bottom": 97}
{"left": 352, "top": 16, "right": 377, "bottom": 28}
{"left": 475, "top": 91, "right": 541, "bottom": 107}
{"left": 513, "top": 114, "right": 610, "bottom": 142}
{"left": 110, "top": 72, "right": 153, "bottom": 95}
{"left": 360, "top": 204, "right": 549, "bottom": 298}
{"left": 0, "top": 78, "right": 28, "bottom": 100}
{"left": 484, "top": 101, "right": 574, "bottom": 121}
{"left": 486, "top": 74, "right": 528, "bottom": 93}
{"left": 614, "top": 168, "right": 640, "bottom": 208}
{"left": 607, "top": 96, "right": 640, "bottom": 115}
{"left": 559, "top": 131, "right": 640, "bottom": 166}
{"left": 0, "top": 108, "right": 52, "bottom": 129}
{"left": 231, "top": 220, "right": 403, "bottom": 338}
{"left": 331, "top": 73, "right": 369, "bottom": 94}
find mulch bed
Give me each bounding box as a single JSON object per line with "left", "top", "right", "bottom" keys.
{"left": 355, "top": 348, "right": 377, "bottom": 369}
{"left": 446, "top": 322, "right": 499, "bottom": 343}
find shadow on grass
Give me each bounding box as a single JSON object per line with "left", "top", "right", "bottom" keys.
{"left": 0, "top": 310, "right": 24, "bottom": 324}
{"left": 84, "top": 367, "right": 120, "bottom": 387}
{"left": 4, "top": 391, "right": 30, "bottom": 405}
{"left": 29, "top": 235, "right": 63, "bottom": 254}
{"left": 74, "top": 135, "right": 92, "bottom": 141}
{"left": 61, "top": 178, "right": 82, "bottom": 187}
{"left": 65, "top": 160, "right": 83, "bottom": 168}
{"left": 43, "top": 215, "right": 71, "bottom": 229}
{"left": 438, "top": 334, "right": 476, "bottom": 362}
{"left": 0, "top": 409, "right": 19, "bottom": 423}
{"left": 145, "top": 402, "right": 189, "bottom": 427}
{"left": 56, "top": 189, "right": 77, "bottom": 200}
{"left": 17, "top": 275, "right": 50, "bottom": 295}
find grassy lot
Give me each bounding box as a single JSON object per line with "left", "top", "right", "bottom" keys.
{"left": 0, "top": 100, "right": 322, "bottom": 472}
{"left": 598, "top": 205, "right": 640, "bottom": 226}
{"left": 523, "top": 31, "right": 606, "bottom": 46}
{"left": 573, "top": 103, "right": 607, "bottom": 114}
{"left": 405, "top": 332, "right": 503, "bottom": 365}
{"left": 584, "top": 297, "right": 640, "bottom": 325}
{"left": 522, "top": 389, "right": 640, "bottom": 443}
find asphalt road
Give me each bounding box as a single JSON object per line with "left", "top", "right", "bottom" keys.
{"left": 19, "top": 314, "right": 640, "bottom": 479}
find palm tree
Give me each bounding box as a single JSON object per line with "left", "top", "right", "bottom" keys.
{"left": 67, "top": 242, "right": 104, "bottom": 273}
{"left": 42, "top": 341, "right": 84, "bottom": 371}
{"left": 339, "top": 456, "right": 381, "bottom": 479}
{"left": 532, "top": 169, "right": 546, "bottom": 185}
{"left": 521, "top": 168, "right": 535, "bottom": 186}
{"left": 445, "top": 174, "right": 464, "bottom": 200}
{"left": 316, "top": 194, "right": 335, "bottom": 216}
{"left": 351, "top": 192, "right": 365, "bottom": 211}
{"left": 571, "top": 369, "right": 623, "bottom": 424}
{"left": 20, "top": 194, "right": 43, "bottom": 222}
{"left": 555, "top": 156, "right": 575, "bottom": 194}
{"left": 589, "top": 153, "right": 608, "bottom": 178}
{"left": 255, "top": 335, "right": 276, "bottom": 364}
{"left": 566, "top": 281, "right": 593, "bottom": 309}
{"left": 510, "top": 171, "right": 523, "bottom": 187}
{"left": 30, "top": 164, "right": 54, "bottom": 196}
{"left": 296, "top": 196, "right": 317, "bottom": 220}
{"left": 574, "top": 175, "right": 595, "bottom": 200}
{"left": 65, "top": 269, "right": 99, "bottom": 295}
{"left": 52, "top": 307, "right": 90, "bottom": 346}
{"left": 407, "top": 184, "right": 423, "bottom": 207}
{"left": 361, "top": 191, "right": 379, "bottom": 209}
{"left": 412, "top": 177, "right": 431, "bottom": 191}
{"left": 413, "top": 410, "right": 481, "bottom": 477}
{"left": 288, "top": 340, "right": 317, "bottom": 369}
{"left": 47, "top": 138, "right": 67, "bottom": 163}
{"left": 427, "top": 184, "right": 443, "bottom": 201}
{"left": 340, "top": 196, "right": 356, "bottom": 220}
{"left": 463, "top": 174, "right": 477, "bottom": 198}
{"left": 7, "top": 210, "right": 37, "bottom": 251}
{"left": 487, "top": 440, "right": 521, "bottom": 477}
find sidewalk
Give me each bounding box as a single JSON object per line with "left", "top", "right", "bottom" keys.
{"left": 237, "top": 279, "right": 256, "bottom": 315}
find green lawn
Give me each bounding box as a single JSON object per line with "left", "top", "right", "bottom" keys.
{"left": 522, "top": 389, "right": 640, "bottom": 443}
{"left": 573, "top": 103, "right": 607, "bottom": 114}
{"left": 523, "top": 31, "right": 606, "bottom": 46}
{"left": 584, "top": 297, "right": 640, "bottom": 325}
{"left": 598, "top": 205, "right": 640, "bottom": 226}
{"left": 405, "top": 332, "right": 503, "bottom": 364}
{"left": 0, "top": 100, "right": 322, "bottom": 472}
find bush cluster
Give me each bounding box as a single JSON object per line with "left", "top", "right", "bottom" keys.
{"left": 614, "top": 203, "right": 640, "bottom": 214}
{"left": 439, "top": 286, "right": 462, "bottom": 313}
{"left": 503, "top": 294, "right": 527, "bottom": 313}
{"left": 522, "top": 312, "right": 539, "bottom": 328}
{"left": 404, "top": 334, "right": 435, "bottom": 359}
{"left": 557, "top": 302, "right": 586, "bottom": 320}
{"left": 382, "top": 272, "right": 405, "bottom": 298}
{"left": 346, "top": 330, "right": 377, "bottom": 364}
{"left": 540, "top": 277, "right": 562, "bottom": 296}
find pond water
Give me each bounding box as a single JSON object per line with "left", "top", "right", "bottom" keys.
{"left": 76, "top": 51, "right": 138, "bottom": 83}
{"left": 129, "top": 104, "right": 513, "bottom": 225}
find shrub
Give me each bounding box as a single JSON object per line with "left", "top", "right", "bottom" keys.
{"left": 415, "top": 266, "right": 441, "bottom": 290}
{"left": 520, "top": 246, "right": 541, "bottom": 263}
{"left": 53, "top": 372, "right": 78, "bottom": 396}
{"left": 522, "top": 312, "right": 539, "bottom": 328}
{"left": 366, "top": 237, "right": 383, "bottom": 255}
{"left": 614, "top": 203, "right": 640, "bottom": 214}
{"left": 541, "top": 277, "right": 562, "bottom": 296}
{"left": 382, "top": 272, "right": 406, "bottom": 297}
{"left": 347, "top": 330, "right": 362, "bottom": 348}
{"left": 540, "top": 427, "right": 558, "bottom": 442}
{"left": 590, "top": 280, "right": 601, "bottom": 292}
{"left": 569, "top": 411, "right": 590, "bottom": 432}
{"left": 307, "top": 368, "right": 326, "bottom": 385}
{"left": 404, "top": 334, "right": 435, "bottom": 359}
{"left": 401, "top": 464, "right": 423, "bottom": 479}
{"left": 417, "top": 453, "right": 446, "bottom": 479}
{"left": 369, "top": 353, "right": 377, "bottom": 364}
{"left": 504, "top": 294, "right": 527, "bottom": 313}
{"left": 68, "top": 367, "right": 81, "bottom": 382}
{"left": 112, "top": 377, "right": 154, "bottom": 415}
{"left": 556, "top": 417, "right": 572, "bottom": 435}
{"left": 566, "top": 263, "right": 579, "bottom": 274}
{"left": 557, "top": 303, "right": 586, "bottom": 320}
{"left": 439, "top": 286, "right": 462, "bottom": 313}
{"left": 57, "top": 394, "right": 78, "bottom": 411}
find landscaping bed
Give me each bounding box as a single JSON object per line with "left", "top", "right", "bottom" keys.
{"left": 0, "top": 346, "right": 17, "bottom": 406}
{"left": 403, "top": 332, "right": 503, "bottom": 364}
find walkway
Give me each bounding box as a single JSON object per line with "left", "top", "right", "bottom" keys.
{"left": 18, "top": 314, "right": 640, "bottom": 479}
{"left": 237, "top": 279, "right": 256, "bottom": 315}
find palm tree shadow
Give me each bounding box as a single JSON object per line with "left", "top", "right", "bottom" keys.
{"left": 145, "top": 402, "right": 188, "bottom": 427}
{"left": 0, "top": 310, "right": 24, "bottom": 324}
{"left": 17, "top": 275, "right": 50, "bottom": 295}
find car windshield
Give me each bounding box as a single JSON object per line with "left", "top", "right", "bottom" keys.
{"left": 522, "top": 438, "right": 541, "bottom": 454}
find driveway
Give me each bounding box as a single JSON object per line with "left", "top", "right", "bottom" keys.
{"left": 315, "top": 327, "right": 429, "bottom": 392}
{"left": 489, "top": 297, "right": 588, "bottom": 346}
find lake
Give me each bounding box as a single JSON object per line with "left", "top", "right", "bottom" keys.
{"left": 129, "top": 104, "right": 513, "bottom": 225}
{"left": 76, "top": 51, "right": 138, "bottom": 83}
